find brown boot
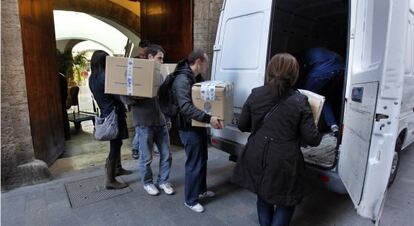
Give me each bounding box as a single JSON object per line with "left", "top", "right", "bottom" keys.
{"left": 116, "top": 158, "right": 133, "bottom": 176}
{"left": 105, "top": 158, "right": 128, "bottom": 190}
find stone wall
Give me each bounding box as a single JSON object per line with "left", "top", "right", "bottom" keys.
{"left": 1, "top": 0, "right": 51, "bottom": 190}
{"left": 193, "top": 0, "right": 223, "bottom": 79}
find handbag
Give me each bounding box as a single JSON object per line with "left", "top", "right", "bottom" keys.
{"left": 94, "top": 108, "right": 119, "bottom": 141}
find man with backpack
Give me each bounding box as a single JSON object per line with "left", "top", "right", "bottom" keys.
{"left": 128, "top": 44, "right": 174, "bottom": 196}
{"left": 162, "top": 49, "right": 222, "bottom": 212}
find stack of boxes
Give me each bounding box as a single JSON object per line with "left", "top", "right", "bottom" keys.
{"left": 104, "top": 56, "right": 234, "bottom": 128}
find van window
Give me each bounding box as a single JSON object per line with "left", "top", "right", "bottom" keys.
{"left": 221, "top": 13, "right": 265, "bottom": 70}
{"left": 361, "top": 0, "right": 389, "bottom": 68}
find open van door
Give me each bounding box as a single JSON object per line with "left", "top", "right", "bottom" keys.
{"left": 210, "top": 0, "right": 273, "bottom": 147}
{"left": 338, "top": 0, "right": 409, "bottom": 222}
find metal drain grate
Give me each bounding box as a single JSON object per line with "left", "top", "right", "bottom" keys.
{"left": 65, "top": 176, "right": 131, "bottom": 208}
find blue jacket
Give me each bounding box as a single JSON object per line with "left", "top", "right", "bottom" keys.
{"left": 304, "top": 47, "right": 344, "bottom": 77}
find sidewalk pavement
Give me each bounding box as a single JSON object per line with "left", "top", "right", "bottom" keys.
{"left": 2, "top": 146, "right": 413, "bottom": 226}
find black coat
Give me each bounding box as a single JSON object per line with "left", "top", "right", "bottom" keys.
{"left": 172, "top": 60, "right": 211, "bottom": 130}
{"left": 232, "top": 86, "right": 321, "bottom": 206}
{"left": 89, "top": 71, "right": 128, "bottom": 140}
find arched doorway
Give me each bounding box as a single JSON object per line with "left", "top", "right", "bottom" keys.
{"left": 16, "top": 0, "right": 193, "bottom": 176}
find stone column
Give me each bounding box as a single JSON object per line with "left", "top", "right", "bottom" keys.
{"left": 193, "top": 0, "right": 223, "bottom": 79}
{"left": 1, "top": 0, "right": 51, "bottom": 190}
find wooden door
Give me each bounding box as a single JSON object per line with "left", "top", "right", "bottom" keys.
{"left": 19, "top": 0, "right": 65, "bottom": 164}
{"left": 141, "top": 0, "right": 194, "bottom": 145}
{"left": 140, "top": 0, "right": 193, "bottom": 62}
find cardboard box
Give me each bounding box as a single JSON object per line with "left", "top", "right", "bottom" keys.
{"left": 104, "top": 57, "right": 162, "bottom": 98}
{"left": 298, "top": 89, "right": 325, "bottom": 125}
{"left": 160, "top": 64, "right": 177, "bottom": 81}
{"left": 191, "top": 81, "right": 234, "bottom": 127}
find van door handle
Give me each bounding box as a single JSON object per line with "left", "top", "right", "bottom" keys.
{"left": 375, "top": 113, "right": 389, "bottom": 121}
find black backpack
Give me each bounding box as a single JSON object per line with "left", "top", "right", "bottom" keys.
{"left": 158, "top": 73, "right": 179, "bottom": 118}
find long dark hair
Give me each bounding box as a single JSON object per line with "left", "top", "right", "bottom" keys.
{"left": 266, "top": 53, "right": 299, "bottom": 97}
{"left": 90, "top": 50, "right": 109, "bottom": 76}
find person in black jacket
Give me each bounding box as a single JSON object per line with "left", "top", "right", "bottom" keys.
{"left": 172, "top": 49, "right": 222, "bottom": 213}
{"left": 89, "top": 50, "right": 131, "bottom": 190}
{"left": 232, "top": 53, "right": 322, "bottom": 226}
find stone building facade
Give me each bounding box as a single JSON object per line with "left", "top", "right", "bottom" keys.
{"left": 1, "top": 0, "right": 51, "bottom": 189}
{"left": 193, "top": 0, "right": 224, "bottom": 79}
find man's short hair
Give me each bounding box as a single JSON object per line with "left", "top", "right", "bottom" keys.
{"left": 139, "top": 39, "right": 151, "bottom": 48}
{"left": 146, "top": 44, "right": 166, "bottom": 58}
{"left": 188, "top": 49, "right": 207, "bottom": 65}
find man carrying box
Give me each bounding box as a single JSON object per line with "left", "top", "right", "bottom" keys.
{"left": 131, "top": 39, "right": 151, "bottom": 160}
{"left": 171, "top": 49, "right": 222, "bottom": 213}
{"left": 128, "top": 44, "right": 174, "bottom": 196}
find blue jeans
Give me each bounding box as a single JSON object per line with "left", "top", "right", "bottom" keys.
{"left": 132, "top": 127, "right": 139, "bottom": 150}
{"left": 137, "top": 125, "right": 172, "bottom": 185}
{"left": 179, "top": 129, "right": 208, "bottom": 206}
{"left": 304, "top": 71, "right": 342, "bottom": 127}
{"left": 257, "top": 197, "right": 296, "bottom": 226}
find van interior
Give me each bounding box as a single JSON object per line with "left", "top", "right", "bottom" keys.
{"left": 268, "top": 0, "right": 349, "bottom": 168}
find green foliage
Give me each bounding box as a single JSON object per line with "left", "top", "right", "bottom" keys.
{"left": 56, "top": 50, "right": 89, "bottom": 86}
{"left": 72, "top": 51, "right": 88, "bottom": 86}
{"left": 56, "top": 49, "right": 73, "bottom": 77}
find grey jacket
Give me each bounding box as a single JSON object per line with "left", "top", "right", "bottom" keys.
{"left": 124, "top": 96, "right": 166, "bottom": 127}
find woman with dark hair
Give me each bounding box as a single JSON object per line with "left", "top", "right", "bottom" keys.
{"left": 232, "top": 53, "right": 322, "bottom": 226}
{"left": 89, "top": 50, "right": 131, "bottom": 189}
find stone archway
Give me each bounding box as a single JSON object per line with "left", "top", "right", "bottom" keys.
{"left": 53, "top": 0, "right": 141, "bottom": 37}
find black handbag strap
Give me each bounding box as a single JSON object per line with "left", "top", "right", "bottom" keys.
{"left": 250, "top": 91, "right": 296, "bottom": 135}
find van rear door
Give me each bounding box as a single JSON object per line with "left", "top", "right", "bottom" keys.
{"left": 210, "top": 0, "right": 273, "bottom": 146}
{"left": 338, "top": 0, "right": 408, "bottom": 221}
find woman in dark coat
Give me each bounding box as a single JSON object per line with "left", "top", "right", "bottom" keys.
{"left": 232, "top": 53, "right": 322, "bottom": 226}
{"left": 89, "top": 50, "right": 131, "bottom": 189}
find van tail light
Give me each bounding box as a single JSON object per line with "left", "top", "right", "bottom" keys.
{"left": 319, "top": 175, "right": 330, "bottom": 183}
{"left": 211, "top": 138, "right": 219, "bottom": 146}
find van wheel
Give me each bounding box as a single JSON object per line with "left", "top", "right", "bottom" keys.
{"left": 388, "top": 137, "right": 402, "bottom": 188}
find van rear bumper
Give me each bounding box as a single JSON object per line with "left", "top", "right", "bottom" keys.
{"left": 304, "top": 165, "right": 347, "bottom": 194}
{"left": 210, "top": 136, "right": 245, "bottom": 157}
{"left": 211, "top": 135, "right": 348, "bottom": 194}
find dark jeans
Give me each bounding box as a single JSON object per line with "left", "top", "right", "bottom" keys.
{"left": 109, "top": 138, "right": 122, "bottom": 160}
{"left": 257, "top": 196, "right": 296, "bottom": 226}
{"left": 178, "top": 128, "right": 208, "bottom": 206}
{"left": 304, "top": 71, "right": 343, "bottom": 127}
{"left": 108, "top": 114, "right": 128, "bottom": 160}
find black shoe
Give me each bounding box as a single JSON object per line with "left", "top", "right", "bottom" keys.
{"left": 105, "top": 158, "right": 128, "bottom": 190}
{"left": 132, "top": 149, "right": 139, "bottom": 159}
{"left": 116, "top": 158, "right": 133, "bottom": 176}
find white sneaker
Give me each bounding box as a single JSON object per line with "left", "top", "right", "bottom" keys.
{"left": 199, "top": 190, "right": 215, "bottom": 199}
{"left": 144, "top": 184, "right": 160, "bottom": 196}
{"left": 330, "top": 125, "right": 339, "bottom": 137}
{"left": 184, "top": 203, "right": 204, "bottom": 213}
{"left": 159, "top": 183, "right": 175, "bottom": 195}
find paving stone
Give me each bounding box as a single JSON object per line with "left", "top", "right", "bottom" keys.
{"left": 25, "top": 198, "right": 48, "bottom": 226}
{"left": 1, "top": 146, "right": 413, "bottom": 226}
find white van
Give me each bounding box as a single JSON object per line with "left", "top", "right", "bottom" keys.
{"left": 210, "top": 0, "right": 414, "bottom": 222}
